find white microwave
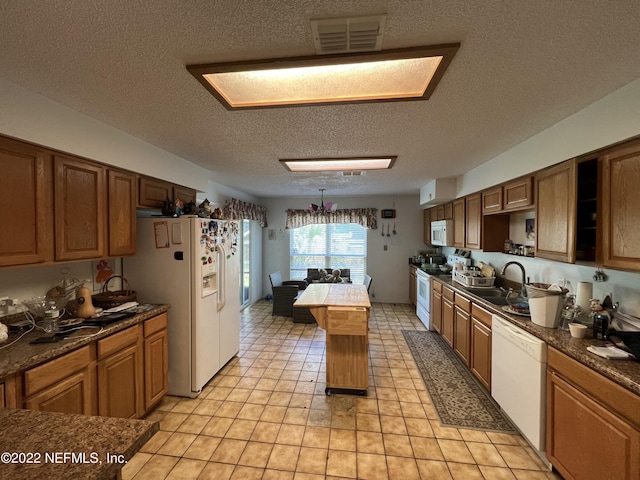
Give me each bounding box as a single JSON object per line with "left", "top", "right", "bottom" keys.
{"left": 430, "top": 220, "right": 453, "bottom": 246}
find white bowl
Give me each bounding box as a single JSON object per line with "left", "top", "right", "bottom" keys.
{"left": 568, "top": 323, "right": 588, "bottom": 338}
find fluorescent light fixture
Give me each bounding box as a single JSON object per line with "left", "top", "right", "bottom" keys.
{"left": 280, "top": 156, "right": 396, "bottom": 172}
{"left": 187, "top": 44, "right": 459, "bottom": 110}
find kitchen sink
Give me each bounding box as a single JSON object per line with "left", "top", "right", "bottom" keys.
{"left": 464, "top": 287, "right": 507, "bottom": 297}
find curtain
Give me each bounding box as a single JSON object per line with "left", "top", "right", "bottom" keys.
{"left": 285, "top": 208, "right": 378, "bottom": 229}
{"left": 224, "top": 198, "right": 268, "bottom": 227}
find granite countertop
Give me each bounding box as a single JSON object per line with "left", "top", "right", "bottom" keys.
{"left": 0, "top": 304, "right": 170, "bottom": 378}
{"left": 432, "top": 276, "right": 640, "bottom": 397}
{"left": 0, "top": 408, "right": 158, "bottom": 480}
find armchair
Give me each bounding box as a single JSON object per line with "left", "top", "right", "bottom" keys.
{"left": 268, "top": 272, "right": 314, "bottom": 323}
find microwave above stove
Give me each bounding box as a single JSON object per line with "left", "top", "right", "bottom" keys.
{"left": 430, "top": 220, "right": 453, "bottom": 247}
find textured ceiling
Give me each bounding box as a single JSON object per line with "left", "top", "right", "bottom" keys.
{"left": 1, "top": 1, "right": 639, "bottom": 198}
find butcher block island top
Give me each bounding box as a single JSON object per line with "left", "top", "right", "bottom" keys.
{"left": 294, "top": 283, "right": 371, "bottom": 329}
{"left": 295, "top": 283, "right": 371, "bottom": 395}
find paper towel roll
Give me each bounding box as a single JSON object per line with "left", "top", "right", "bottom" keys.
{"left": 576, "top": 281, "right": 593, "bottom": 313}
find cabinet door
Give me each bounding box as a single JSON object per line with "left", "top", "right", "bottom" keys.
{"left": 0, "top": 136, "right": 52, "bottom": 266}
{"left": 54, "top": 155, "right": 106, "bottom": 261}
{"left": 465, "top": 193, "right": 482, "bottom": 250}
{"left": 452, "top": 199, "right": 465, "bottom": 248}
{"left": 547, "top": 371, "right": 640, "bottom": 480}
{"left": 471, "top": 318, "right": 491, "bottom": 390}
{"left": 441, "top": 297, "right": 454, "bottom": 347}
{"left": 138, "top": 176, "right": 171, "bottom": 208}
{"left": 409, "top": 269, "right": 417, "bottom": 306}
{"left": 173, "top": 185, "right": 196, "bottom": 205}
{"left": 25, "top": 369, "right": 94, "bottom": 415}
{"left": 453, "top": 306, "right": 471, "bottom": 366}
{"left": 423, "top": 209, "right": 431, "bottom": 245}
{"left": 0, "top": 375, "right": 17, "bottom": 408}
{"left": 435, "top": 205, "right": 445, "bottom": 221}
{"left": 482, "top": 187, "right": 502, "bottom": 214}
{"left": 503, "top": 176, "right": 533, "bottom": 211}
{"left": 535, "top": 159, "right": 577, "bottom": 263}
{"left": 443, "top": 202, "right": 453, "bottom": 220}
{"left": 108, "top": 169, "right": 137, "bottom": 256}
{"left": 600, "top": 140, "right": 640, "bottom": 271}
{"left": 431, "top": 290, "right": 442, "bottom": 333}
{"left": 98, "top": 343, "right": 143, "bottom": 418}
{"left": 144, "top": 315, "right": 169, "bottom": 411}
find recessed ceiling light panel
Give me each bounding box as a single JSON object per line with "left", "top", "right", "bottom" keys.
{"left": 187, "top": 44, "right": 459, "bottom": 110}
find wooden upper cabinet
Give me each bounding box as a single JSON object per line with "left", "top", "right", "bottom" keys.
{"left": 436, "top": 205, "right": 445, "bottom": 221}
{"left": 108, "top": 169, "right": 137, "bottom": 257}
{"left": 503, "top": 176, "right": 533, "bottom": 210}
{"left": 465, "top": 193, "right": 482, "bottom": 250}
{"left": 482, "top": 187, "right": 502, "bottom": 214}
{"left": 443, "top": 202, "right": 453, "bottom": 220}
{"left": 600, "top": 139, "right": 640, "bottom": 271}
{"left": 0, "top": 136, "right": 53, "bottom": 267}
{"left": 174, "top": 185, "right": 196, "bottom": 205}
{"left": 535, "top": 159, "right": 577, "bottom": 263}
{"left": 54, "top": 155, "right": 106, "bottom": 261}
{"left": 453, "top": 198, "right": 465, "bottom": 248}
{"left": 423, "top": 209, "right": 431, "bottom": 245}
{"left": 138, "top": 176, "right": 172, "bottom": 208}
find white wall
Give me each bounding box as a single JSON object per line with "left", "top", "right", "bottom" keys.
{"left": 261, "top": 195, "right": 429, "bottom": 304}
{"left": 457, "top": 79, "right": 640, "bottom": 197}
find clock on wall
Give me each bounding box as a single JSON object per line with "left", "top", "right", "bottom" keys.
{"left": 381, "top": 209, "right": 396, "bottom": 218}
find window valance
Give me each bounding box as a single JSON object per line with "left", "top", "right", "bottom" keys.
{"left": 224, "top": 198, "right": 268, "bottom": 227}
{"left": 285, "top": 208, "right": 378, "bottom": 229}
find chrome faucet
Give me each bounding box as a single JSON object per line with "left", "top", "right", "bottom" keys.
{"left": 500, "top": 261, "right": 528, "bottom": 296}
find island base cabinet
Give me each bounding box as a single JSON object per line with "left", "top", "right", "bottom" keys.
{"left": 547, "top": 372, "right": 640, "bottom": 480}
{"left": 325, "top": 307, "right": 369, "bottom": 393}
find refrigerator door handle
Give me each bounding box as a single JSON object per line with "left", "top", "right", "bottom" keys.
{"left": 217, "top": 243, "right": 226, "bottom": 311}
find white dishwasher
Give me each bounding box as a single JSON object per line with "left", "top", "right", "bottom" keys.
{"left": 491, "top": 315, "right": 549, "bottom": 465}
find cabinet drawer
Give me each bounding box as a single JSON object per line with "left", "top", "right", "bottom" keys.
{"left": 471, "top": 303, "right": 492, "bottom": 327}
{"left": 432, "top": 280, "right": 442, "bottom": 293}
{"left": 326, "top": 307, "right": 368, "bottom": 336}
{"left": 144, "top": 313, "right": 168, "bottom": 337}
{"left": 454, "top": 294, "right": 471, "bottom": 313}
{"left": 25, "top": 345, "right": 93, "bottom": 397}
{"left": 443, "top": 285, "right": 454, "bottom": 302}
{"left": 97, "top": 325, "right": 140, "bottom": 360}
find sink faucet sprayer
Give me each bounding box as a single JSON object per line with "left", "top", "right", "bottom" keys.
{"left": 500, "top": 261, "right": 528, "bottom": 297}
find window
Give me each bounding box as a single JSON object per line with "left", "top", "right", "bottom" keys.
{"left": 290, "top": 223, "right": 367, "bottom": 283}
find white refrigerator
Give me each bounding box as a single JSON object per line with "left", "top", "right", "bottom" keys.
{"left": 124, "top": 216, "right": 240, "bottom": 398}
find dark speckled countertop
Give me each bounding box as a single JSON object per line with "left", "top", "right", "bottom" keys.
{"left": 0, "top": 304, "right": 170, "bottom": 378}
{"left": 0, "top": 408, "right": 158, "bottom": 480}
{"left": 432, "top": 276, "right": 640, "bottom": 397}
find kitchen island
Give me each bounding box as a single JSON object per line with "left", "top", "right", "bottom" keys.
{"left": 295, "top": 283, "right": 371, "bottom": 395}
{"left": 0, "top": 408, "right": 158, "bottom": 480}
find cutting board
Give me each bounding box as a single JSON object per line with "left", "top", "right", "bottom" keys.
{"left": 477, "top": 261, "right": 496, "bottom": 278}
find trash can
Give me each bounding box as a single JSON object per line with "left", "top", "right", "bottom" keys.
{"left": 526, "top": 283, "right": 568, "bottom": 328}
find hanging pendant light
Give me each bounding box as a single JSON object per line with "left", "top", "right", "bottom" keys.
{"left": 309, "top": 188, "right": 336, "bottom": 213}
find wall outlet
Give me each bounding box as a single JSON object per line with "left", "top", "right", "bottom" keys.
{"left": 383, "top": 245, "right": 388, "bottom": 251}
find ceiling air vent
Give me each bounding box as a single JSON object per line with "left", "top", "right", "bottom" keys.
{"left": 311, "top": 15, "right": 386, "bottom": 54}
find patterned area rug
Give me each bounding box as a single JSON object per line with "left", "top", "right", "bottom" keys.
{"left": 402, "top": 330, "right": 516, "bottom": 433}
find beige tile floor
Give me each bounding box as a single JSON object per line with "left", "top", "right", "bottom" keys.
{"left": 123, "top": 301, "right": 561, "bottom": 480}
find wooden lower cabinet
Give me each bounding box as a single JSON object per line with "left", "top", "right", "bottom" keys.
{"left": 441, "top": 286, "right": 455, "bottom": 347}
{"left": 470, "top": 304, "right": 492, "bottom": 390}
{"left": 547, "top": 348, "right": 640, "bottom": 480}
{"left": 409, "top": 267, "right": 417, "bottom": 305}
{"left": 97, "top": 325, "right": 143, "bottom": 418}
{"left": 0, "top": 375, "right": 18, "bottom": 408}
{"left": 21, "top": 314, "right": 168, "bottom": 419}
{"left": 143, "top": 313, "right": 169, "bottom": 410}
{"left": 453, "top": 294, "right": 471, "bottom": 366}
{"left": 431, "top": 282, "right": 443, "bottom": 333}
{"left": 24, "top": 346, "right": 95, "bottom": 415}
{"left": 325, "top": 307, "right": 369, "bottom": 392}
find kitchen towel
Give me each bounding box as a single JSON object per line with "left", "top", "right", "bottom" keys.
{"left": 576, "top": 281, "right": 593, "bottom": 313}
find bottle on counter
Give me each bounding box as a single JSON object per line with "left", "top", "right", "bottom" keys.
{"left": 560, "top": 294, "right": 576, "bottom": 331}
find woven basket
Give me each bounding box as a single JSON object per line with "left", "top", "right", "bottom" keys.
{"left": 92, "top": 275, "right": 137, "bottom": 309}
